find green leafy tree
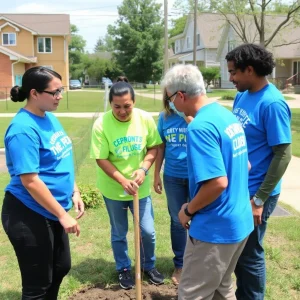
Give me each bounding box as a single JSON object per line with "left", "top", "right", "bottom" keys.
{"left": 200, "top": 67, "right": 220, "bottom": 88}
{"left": 69, "top": 25, "right": 87, "bottom": 79}
{"left": 169, "top": 15, "right": 188, "bottom": 38}
{"left": 108, "top": 0, "right": 164, "bottom": 82}
{"left": 86, "top": 57, "right": 123, "bottom": 83}
{"left": 94, "top": 34, "right": 115, "bottom": 52}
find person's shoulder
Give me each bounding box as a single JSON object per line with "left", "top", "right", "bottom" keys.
{"left": 92, "top": 113, "right": 105, "bottom": 130}
{"left": 260, "top": 84, "right": 289, "bottom": 111}
{"left": 133, "top": 107, "right": 151, "bottom": 117}
{"left": 159, "top": 111, "right": 165, "bottom": 118}
{"left": 7, "top": 110, "right": 36, "bottom": 134}
{"left": 133, "top": 108, "right": 155, "bottom": 123}
{"left": 190, "top": 103, "right": 232, "bottom": 129}
{"left": 5, "top": 122, "right": 37, "bottom": 141}
{"left": 262, "top": 83, "right": 285, "bottom": 102}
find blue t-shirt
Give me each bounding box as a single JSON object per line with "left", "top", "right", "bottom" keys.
{"left": 188, "top": 102, "right": 253, "bottom": 243}
{"left": 5, "top": 108, "right": 74, "bottom": 220}
{"left": 233, "top": 83, "right": 291, "bottom": 197}
{"left": 157, "top": 112, "right": 188, "bottom": 178}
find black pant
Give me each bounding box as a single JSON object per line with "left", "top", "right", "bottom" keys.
{"left": 1, "top": 192, "right": 71, "bottom": 300}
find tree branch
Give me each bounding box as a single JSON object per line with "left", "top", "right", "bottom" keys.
{"left": 273, "top": 39, "right": 300, "bottom": 47}
{"left": 249, "top": 0, "right": 261, "bottom": 34}
{"left": 265, "top": 4, "right": 300, "bottom": 46}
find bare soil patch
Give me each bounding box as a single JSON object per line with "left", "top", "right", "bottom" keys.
{"left": 69, "top": 284, "right": 178, "bottom": 300}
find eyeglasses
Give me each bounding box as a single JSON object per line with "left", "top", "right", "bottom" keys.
{"left": 41, "top": 88, "right": 64, "bottom": 98}
{"left": 165, "top": 91, "right": 186, "bottom": 102}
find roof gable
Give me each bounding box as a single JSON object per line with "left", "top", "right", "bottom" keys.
{"left": 0, "top": 45, "right": 36, "bottom": 63}
{"left": 0, "top": 21, "right": 20, "bottom": 32}
{"left": 0, "top": 14, "right": 70, "bottom": 35}
{"left": 0, "top": 17, "right": 36, "bottom": 34}
{"left": 171, "top": 13, "right": 226, "bottom": 49}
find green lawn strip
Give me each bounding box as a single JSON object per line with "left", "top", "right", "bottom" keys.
{"left": 264, "top": 216, "right": 300, "bottom": 299}
{"left": 0, "top": 91, "right": 163, "bottom": 113}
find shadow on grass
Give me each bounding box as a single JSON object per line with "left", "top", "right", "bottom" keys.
{"left": 69, "top": 257, "right": 176, "bottom": 298}
{"left": 70, "top": 256, "right": 174, "bottom": 286}
{"left": 0, "top": 291, "right": 21, "bottom": 300}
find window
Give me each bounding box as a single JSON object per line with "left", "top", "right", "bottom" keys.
{"left": 197, "top": 34, "right": 200, "bottom": 46}
{"left": 175, "top": 40, "right": 180, "bottom": 53}
{"left": 186, "top": 36, "right": 191, "bottom": 49}
{"left": 228, "top": 40, "right": 236, "bottom": 52}
{"left": 38, "top": 37, "right": 52, "bottom": 53}
{"left": 2, "top": 33, "right": 16, "bottom": 46}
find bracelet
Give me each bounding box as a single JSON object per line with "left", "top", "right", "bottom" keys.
{"left": 184, "top": 205, "right": 194, "bottom": 217}
{"left": 139, "top": 167, "right": 149, "bottom": 175}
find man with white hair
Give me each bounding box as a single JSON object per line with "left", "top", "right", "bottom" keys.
{"left": 161, "top": 64, "right": 254, "bottom": 300}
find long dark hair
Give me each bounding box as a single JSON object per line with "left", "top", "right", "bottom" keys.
{"left": 10, "top": 66, "right": 62, "bottom": 102}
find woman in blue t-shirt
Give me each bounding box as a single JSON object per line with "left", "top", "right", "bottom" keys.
{"left": 1, "top": 67, "right": 84, "bottom": 299}
{"left": 153, "top": 90, "right": 192, "bottom": 285}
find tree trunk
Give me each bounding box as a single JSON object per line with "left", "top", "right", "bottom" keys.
{"left": 260, "top": 0, "right": 266, "bottom": 47}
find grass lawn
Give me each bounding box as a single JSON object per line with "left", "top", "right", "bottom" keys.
{"left": 0, "top": 91, "right": 164, "bottom": 113}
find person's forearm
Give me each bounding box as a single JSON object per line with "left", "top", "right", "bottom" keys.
{"left": 73, "top": 182, "right": 80, "bottom": 194}
{"left": 96, "top": 159, "right": 126, "bottom": 184}
{"left": 21, "top": 174, "right": 67, "bottom": 218}
{"left": 154, "top": 144, "right": 165, "bottom": 177}
{"left": 256, "top": 143, "right": 292, "bottom": 202}
{"left": 188, "top": 177, "right": 228, "bottom": 214}
{"left": 142, "top": 147, "right": 158, "bottom": 171}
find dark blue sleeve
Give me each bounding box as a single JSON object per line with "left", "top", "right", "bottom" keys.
{"left": 6, "top": 133, "right": 40, "bottom": 175}
{"left": 188, "top": 127, "right": 227, "bottom": 184}
{"left": 263, "top": 101, "right": 292, "bottom": 146}
{"left": 157, "top": 112, "right": 166, "bottom": 143}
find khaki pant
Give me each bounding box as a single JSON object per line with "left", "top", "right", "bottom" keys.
{"left": 178, "top": 236, "right": 248, "bottom": 300}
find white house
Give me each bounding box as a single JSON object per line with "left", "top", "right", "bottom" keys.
{"left": 216, "top": 15, "right": 300, "bottom": 89}
{"left": 169, "top": 13, "right": 226, "bottom": 69}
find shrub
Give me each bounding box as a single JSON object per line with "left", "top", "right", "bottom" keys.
{"left": 221, "top": 94, "right": 235, "bottom": 100}
{"left": 77, "top": 184, "right": 103, "bottom": 209}
{"left": 200, "top": 67, "right": 220, "bottom": 88}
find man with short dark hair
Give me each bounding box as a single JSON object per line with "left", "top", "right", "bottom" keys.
{"left": 226, "top": 43, "right": 292, "bottom": 300}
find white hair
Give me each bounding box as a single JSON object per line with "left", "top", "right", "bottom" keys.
{"left": 161, "top": 64, "right": 206, "bottom": 96}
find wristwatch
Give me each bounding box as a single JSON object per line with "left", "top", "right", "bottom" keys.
{"left": 184, "top": 205, "right": 194, "bottom": 217}
{"left": 253, "top": 195, "right": 264, "bottom": 207}
{"left": 139, "top": 167, "right": 149, "bottom": 175}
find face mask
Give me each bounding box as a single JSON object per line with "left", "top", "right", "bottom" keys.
{"left": 169, "top": 101, "right": 186, "bottom": 118}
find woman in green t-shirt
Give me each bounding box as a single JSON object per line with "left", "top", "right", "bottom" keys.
{"left": 90, "top": 82, "right": 164, "bottom": 290}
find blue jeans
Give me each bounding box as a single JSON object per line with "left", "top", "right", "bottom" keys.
{"left": 103, "top": 195, "right": 156, "bottom": 272}
{"left": 235, "top": 194, "right": 280, "bottom": 300}
{"left": 163, "top": 174, "right": 189, "bottom": 268}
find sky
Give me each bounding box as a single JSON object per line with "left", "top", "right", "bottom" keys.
{"left": 2, "top": 0, "right": 178, "bottom": 52}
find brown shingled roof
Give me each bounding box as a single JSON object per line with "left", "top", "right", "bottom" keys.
{"left": 0, "top": 14, "right": 70, "bottom": 35}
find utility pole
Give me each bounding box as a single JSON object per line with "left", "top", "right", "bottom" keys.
{"left": 193, "top": 0, "right": 198, "bottom": 66}
{"left": 164, "top": 0, "right": 169, "bottom": 74}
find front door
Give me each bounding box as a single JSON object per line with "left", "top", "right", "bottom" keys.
{"left": 293, "top": 61, "right": 300, "bottom": 85}
{"left": 15, "top": 75, "right": 22, "bottom": 86}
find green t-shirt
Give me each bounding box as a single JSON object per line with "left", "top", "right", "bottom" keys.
{"left": 90, "top": 108, "right": 162, "bottom": 200}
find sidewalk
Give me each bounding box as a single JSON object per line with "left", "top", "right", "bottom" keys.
{"left": 280, "top": 155, "right": 300, "bottom": 212}
{"left": 0, "top": 112, "right": 161, "bottom": 118}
